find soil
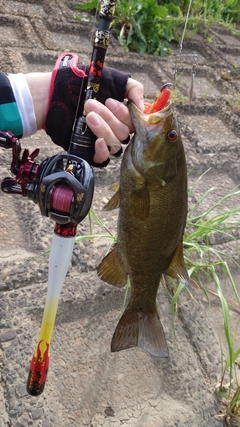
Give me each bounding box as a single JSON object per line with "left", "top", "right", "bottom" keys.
{"left": 0, "top": 1, "right": 240, "bottom": 427}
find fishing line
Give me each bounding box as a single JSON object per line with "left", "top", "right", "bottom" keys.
{"left": 89, "top": 1, "right": 100, "bottom": 55}
{"left": 173, "top": 0, "right": 198, "bottom": 102}
{"left": 72, "top": 0, "right": 100, "bottom": 131}
{"left": 179, "top": 0, "right": 193, "bottom": 52}
{"left": 50, "top": 185, "right": 73, "bottom": 214}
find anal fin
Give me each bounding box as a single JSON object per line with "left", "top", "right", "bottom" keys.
{"left": 111, "top": 308, "right": 168, "bottom": 358}
{"left": 97, "top": 244, "right": 127, "bottom": 287}
{"left": 164, "top": 241, "right": 189, "bottom": 286}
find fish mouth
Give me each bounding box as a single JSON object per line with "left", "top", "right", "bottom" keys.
{"left": 127, "top": 99, "right": 172, "bottom": 126}
{"left": 128, "top": 99, "right": 172, "bottom": 114}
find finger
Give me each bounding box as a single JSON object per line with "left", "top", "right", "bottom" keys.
{"left": 105, "top": 78, "right": 144, "bottom": 133}
{"left": 105, "top": 98, "right": 134, "bottom": 132}
{"left": 93, "top": 138, "right": 109, "bottom": 164}
{"left": 125, "top": 78, "right": 144, "bottom": 111}
{"left": 85, "top": 99, "right": 130, "bottom": 141}
{"left": 86, "top": 111, "right": 122, "bottom": 154}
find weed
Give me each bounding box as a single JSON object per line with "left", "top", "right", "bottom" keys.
{"left": 177, "top": 175, "right": 240, "bottom": 425}
{"left": 75, "top": 0, "right": 240, "bottom": 56}
{"left": 229, "top": 94, "right": 240, "bottom": 114}
{"left": 170, "top": 87, "right": 190, "bottom": 103}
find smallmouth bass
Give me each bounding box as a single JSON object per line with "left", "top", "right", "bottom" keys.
{"left": 98, "top": 89, "right": 189, "bottom": 358}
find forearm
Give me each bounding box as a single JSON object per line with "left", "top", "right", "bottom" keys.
{"left": 25, "top": 72, "right": 51, "bottom": 131}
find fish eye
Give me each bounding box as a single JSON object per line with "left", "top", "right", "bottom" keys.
{"left": 167, "top": 130, "right": 178, "bottom": 142}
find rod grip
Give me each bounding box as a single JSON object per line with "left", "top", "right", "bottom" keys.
{"left": 26, "top": 340, "right": 50, "bottom": 396}
{"left": 70, "top": 116, "right": 96, "bottom": 163}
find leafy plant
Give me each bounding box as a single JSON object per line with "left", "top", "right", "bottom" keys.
{"left": 112, "top": 0, "right": 182, "bottom": 56}
{"left": 229, "top": 93, "right": 240, "bottom": 114}
{"left": 75, "top": 0, "right": 240, "bottom": 56}
{"left": 175, "top": 175, "right": 240, "bottom": 425}
{"left": 216, "top": 325, "right": 240, "bottom": 426}
{"left": 194, "top": 0, "right": 240, "bottom": 23}
{"left": 223, "top": 386, "right": 240, "bottom": 426}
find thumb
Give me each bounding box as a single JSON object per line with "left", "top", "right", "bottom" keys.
{"left": 125, "top": 78, "right": 144, "bottom": 111}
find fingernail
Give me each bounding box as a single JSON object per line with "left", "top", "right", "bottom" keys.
{"left": 106, "top": 98, "right": 119, "bottom": 112}
{"left": 87, "top": 112, "right": 101, "bottom": 127}
{"left": 98, "top": 138, "right": 107, "bottom": 151}
{"left": 85, "top": 99, "right": 100, "bottom": 112}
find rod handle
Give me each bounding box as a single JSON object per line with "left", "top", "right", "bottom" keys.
{"left": 69, "top": 116, "right": 96, "bottom": 163}
{"left": 26, "top": 340, "right": 50, "bottom": 396}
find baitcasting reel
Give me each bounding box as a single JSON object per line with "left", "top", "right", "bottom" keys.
{"left": 0, "top": 130, "right": 94, "bottom": 225}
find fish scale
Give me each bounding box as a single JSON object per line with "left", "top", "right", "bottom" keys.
{"left": 98, "top": 95, "right": 189, "bottom": 358}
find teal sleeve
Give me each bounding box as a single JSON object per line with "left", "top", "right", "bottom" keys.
{"left": 0, "top": 72, "right": 23, "bottom": 137}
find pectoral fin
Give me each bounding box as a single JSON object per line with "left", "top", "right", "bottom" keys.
{"left": 97, "top": 243, "right": 127, "bottom": 287}
{"left": 164, "top": 241, "right": 189, "bottom": 286}
{"left": 110, "top": 182, "right": 120, "bottom": 192}
{"left": 103, "top": 188, "right": 121, "bottom": 211}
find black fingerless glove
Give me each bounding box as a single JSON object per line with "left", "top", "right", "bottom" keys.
{"left": 45, "top": 52, "right": 130, "bottom": 158}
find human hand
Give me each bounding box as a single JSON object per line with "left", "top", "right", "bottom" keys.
{"left": 85, "top": 78, "right": 144, "bottom": 164}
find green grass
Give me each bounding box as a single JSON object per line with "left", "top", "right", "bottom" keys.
{"left": 175, "top": 176, "right": 240, "bottom": 425}
{"left": 75, "top": 0, "right": 240, "bottom": 56}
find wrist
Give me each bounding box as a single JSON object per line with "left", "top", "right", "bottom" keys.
{"left": 25, "top": 72, "right": 51, "bottom": 130}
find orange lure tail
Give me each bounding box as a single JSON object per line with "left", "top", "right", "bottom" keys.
{"left": 144, "top": 83, "right": 172, "bottom": 114}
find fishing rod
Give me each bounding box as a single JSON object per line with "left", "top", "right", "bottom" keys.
{"left": 0, "top": 0, "right": 116, "bottom": 396}
{"left": 26, "top": 0, "right": 117, "bottom": 397}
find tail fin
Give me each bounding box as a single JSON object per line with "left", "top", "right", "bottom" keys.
{"left": 111, "top": 308, "right": 168, "bottom": 358}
